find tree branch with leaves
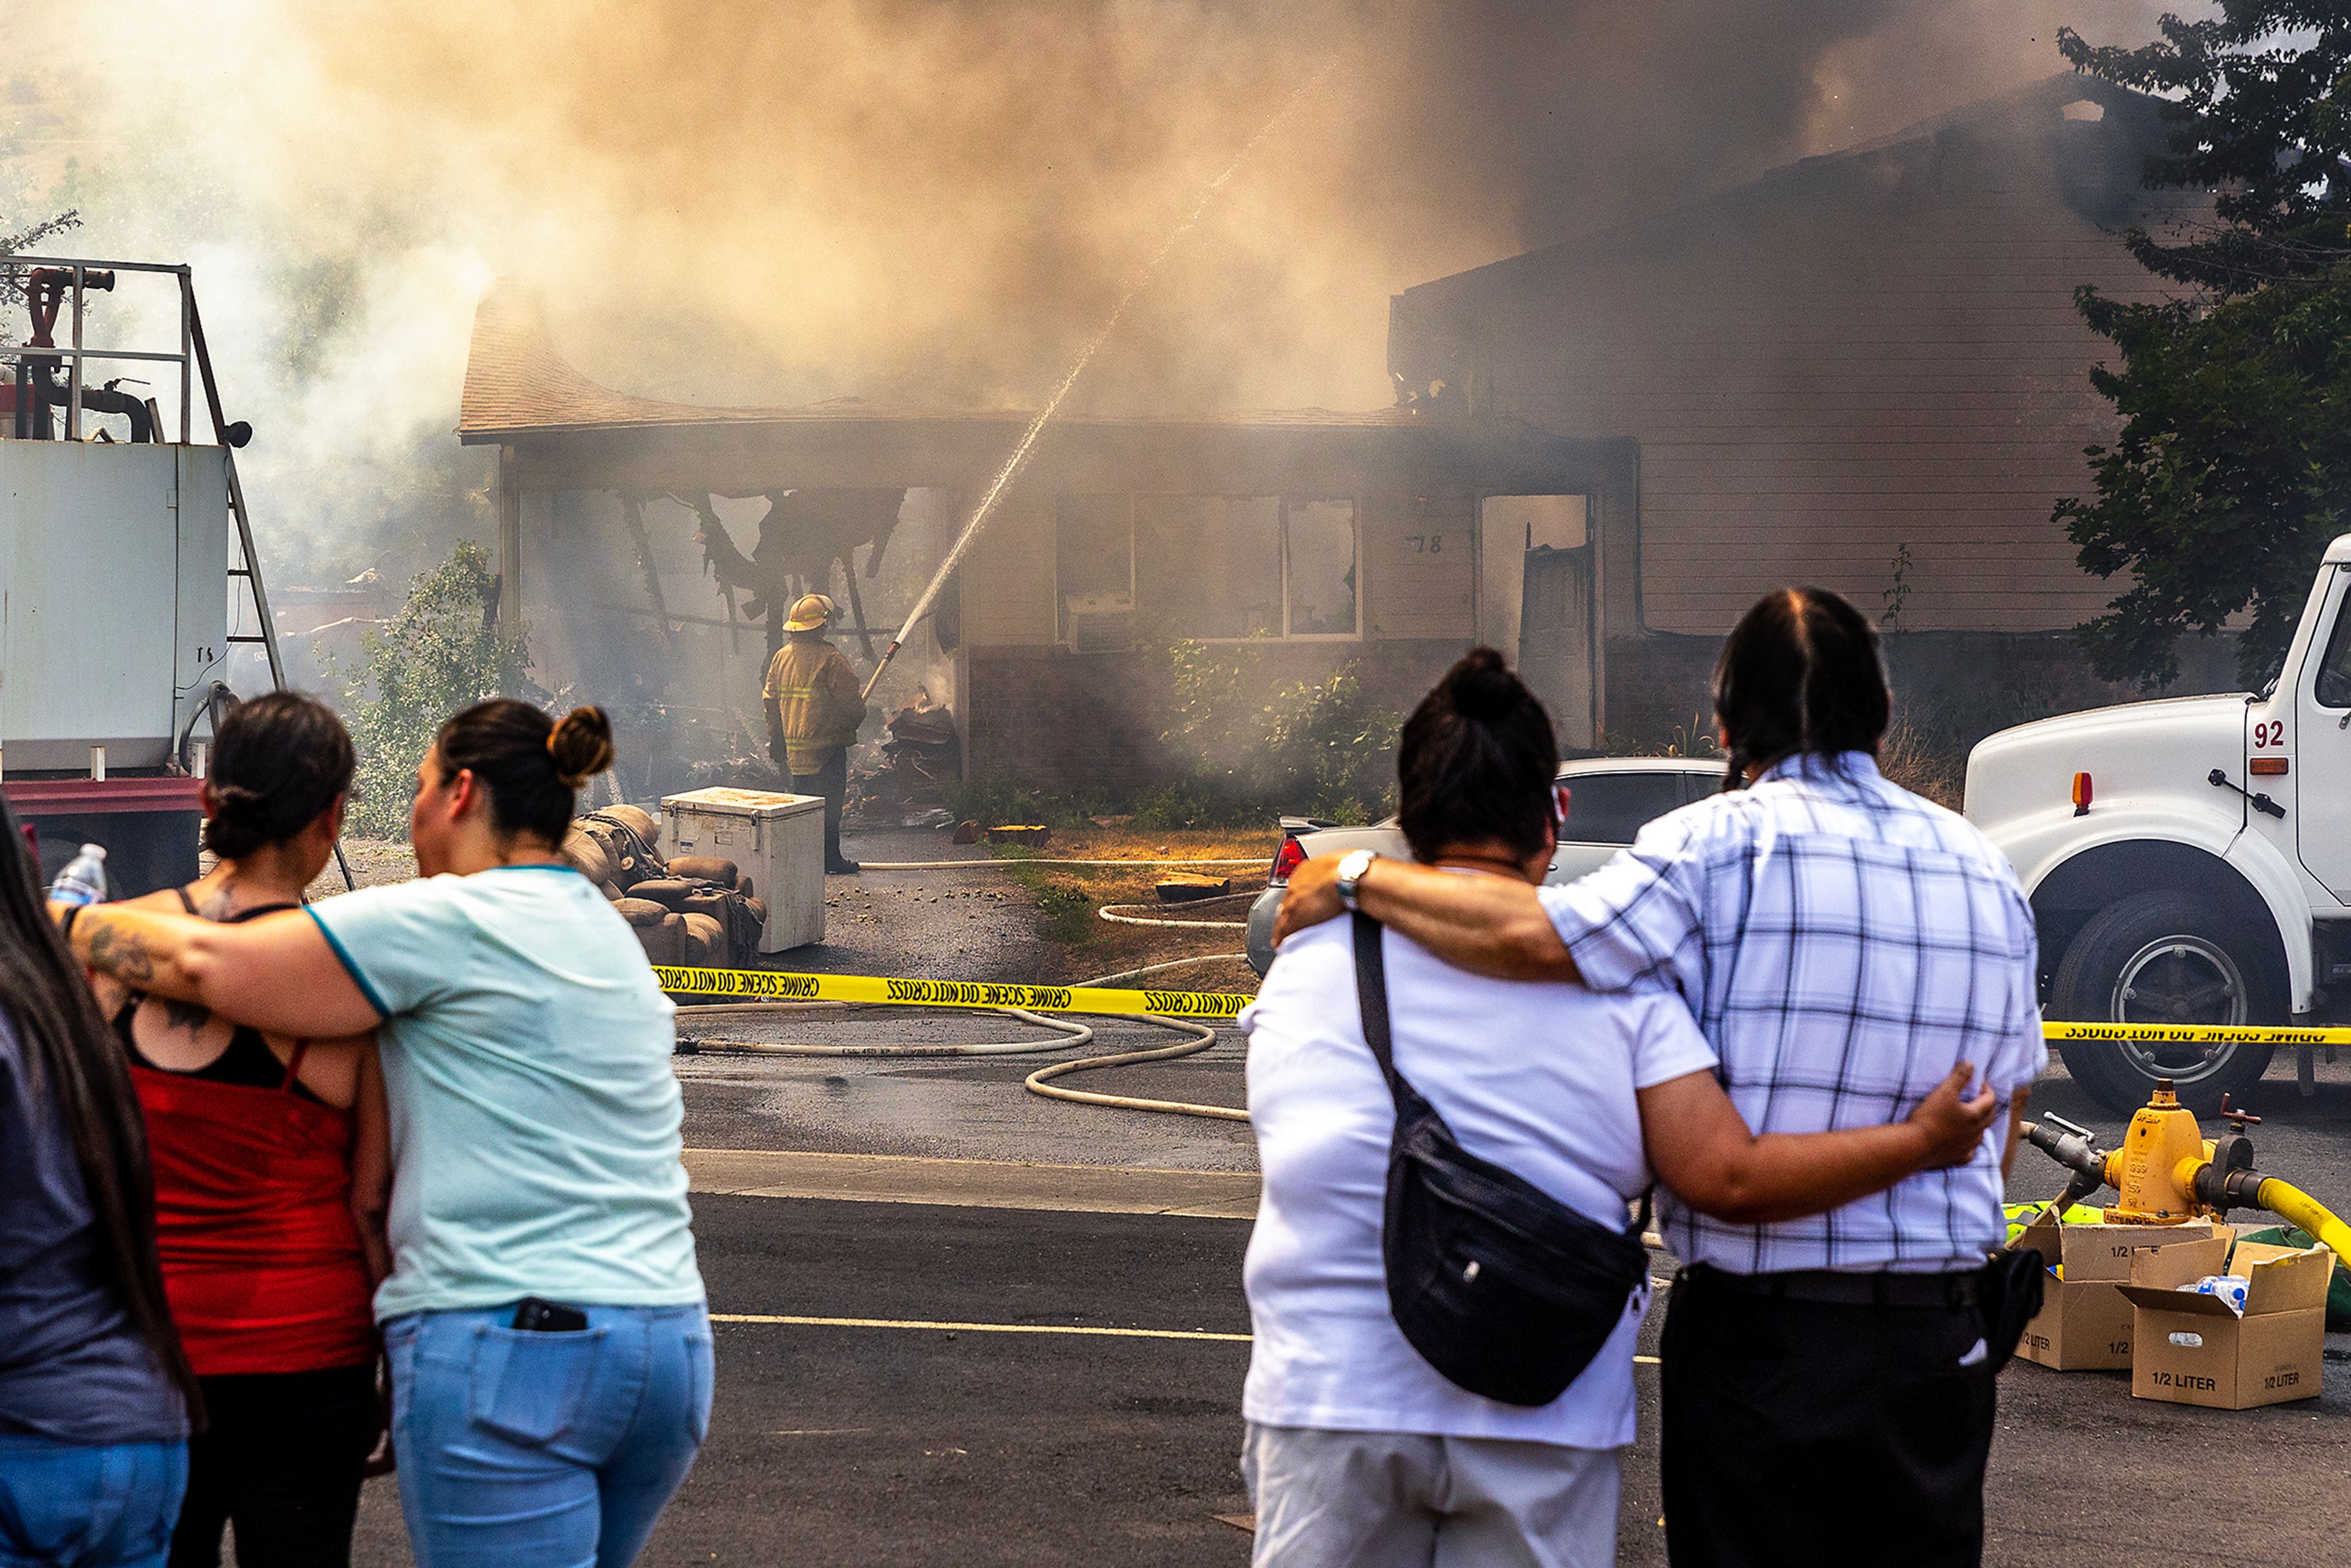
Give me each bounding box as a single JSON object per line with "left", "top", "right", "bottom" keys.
{"left": 2055, "top": 6, "right": 2351, "bottom": 687}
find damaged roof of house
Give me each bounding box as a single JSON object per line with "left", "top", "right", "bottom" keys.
{"left": 455, "top": 287, "right": 1427, "bottom": 444}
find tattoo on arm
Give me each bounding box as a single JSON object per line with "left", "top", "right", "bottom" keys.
{"left": 87, "top": 920, "right": 158, "bottom": 986}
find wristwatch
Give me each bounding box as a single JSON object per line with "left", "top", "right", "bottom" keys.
{"left": 1334, "top": 849, "right": 1377, "bottom": 912}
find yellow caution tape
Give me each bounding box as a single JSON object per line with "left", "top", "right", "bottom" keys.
{"left": 2041, "top": 1020, "right": 2351, "bottom": 1046}
{"left": 655, "top": 960, "right": 2351, "bottom": 1039}
{"left": 653, "top": 964, "right": 1250, "bottom": 1019}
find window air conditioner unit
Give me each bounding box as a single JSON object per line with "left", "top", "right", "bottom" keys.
{"left": 1063, "top": 591, "right": 1134, "bottom": 653}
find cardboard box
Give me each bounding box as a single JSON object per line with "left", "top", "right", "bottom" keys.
{"left": 2009, "top": 1212, "right": 2216, "bottom": 1371}
{"left": 2116, "top": 1234, "right": 2331, "bottom": 1409}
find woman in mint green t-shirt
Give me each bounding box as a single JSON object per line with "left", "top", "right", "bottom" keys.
{"left": 64, "top": 700, "right": 708, "bottom": 1568}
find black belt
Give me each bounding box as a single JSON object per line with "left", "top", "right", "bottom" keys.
{"left": 1679, "top": 1262, "right": 1980, "bottom": 1311}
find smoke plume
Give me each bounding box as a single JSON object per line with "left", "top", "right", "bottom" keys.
{"left": 6, "top": 1, "right": 2185, "bottom": 583}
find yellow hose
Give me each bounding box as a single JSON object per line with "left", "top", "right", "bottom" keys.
{"left": 2254, "top": 1177, "right": 2351, "bottom": 1271}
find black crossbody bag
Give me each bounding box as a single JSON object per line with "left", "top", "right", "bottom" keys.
{"left": 1351, "top": 912, "right": 1652, "bottom": 1407}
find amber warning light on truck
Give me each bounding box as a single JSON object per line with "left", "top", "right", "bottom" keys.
{"left": 2071, "top": 771, "right": 2093, "bottom": 816}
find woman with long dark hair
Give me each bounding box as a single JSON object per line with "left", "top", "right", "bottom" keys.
{"left": 84, "top": 692, "right": 390, "bottom": 1568}
{"left": 0, "top": 792, "right": 200, "bottom": 1568}
{"left": 1275, "top": 593, "right": 2047, "bottom": 1566}
{"left": 1241, "top": 648, "right": 1998, "bottom": 1567}
{"left": 61, "top": 702, "right": 708, "bottom": 1568}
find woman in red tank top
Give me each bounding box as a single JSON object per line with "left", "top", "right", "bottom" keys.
{"left": 89, "top": 694, "right": 389, "bottom": 1568}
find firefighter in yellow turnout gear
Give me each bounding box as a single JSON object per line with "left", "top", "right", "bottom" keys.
{"left": 765, "top": 593, "right": 869, "bottom": 874}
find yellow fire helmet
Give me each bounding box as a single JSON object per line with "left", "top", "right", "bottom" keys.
{"left": 784, "top": 592, "right": 836, "bottom": 632}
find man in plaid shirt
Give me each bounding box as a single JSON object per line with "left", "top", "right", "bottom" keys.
{"left": 1277, "top": 588, "right": 2042, "bottom": 1567}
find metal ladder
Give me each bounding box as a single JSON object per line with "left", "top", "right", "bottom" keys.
{"left": 185, "top": 287, "right": 356, "bottom": 891}
{"left": 3, "top": 258, "right": 353, "bottom": 887}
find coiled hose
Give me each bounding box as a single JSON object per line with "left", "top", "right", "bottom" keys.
{"left": 1022, "top": 1018, "right": 1243, "bottom": 1122}
{"left": 678, "top": 1005, "right": 1091, "bottom": 1058}
{"left": 1097, "top": 890, "right": 1255, "bottom": 931}
{"left": 674, "top": 855, "right": 1255, "bottom": 1119}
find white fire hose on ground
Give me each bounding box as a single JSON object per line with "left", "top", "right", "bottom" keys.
{"left": 677, "top": 1005, "right": 1093, "bottom": 1059}
{"left": 674, "top": 859, "right": 1256, "bottom": 1120}
{"left": 1021, "top": 1017, "right": 1241, "bottom": 1122}
{"left": 677, "top": 1003, "right": 1245, "bottom": 1122}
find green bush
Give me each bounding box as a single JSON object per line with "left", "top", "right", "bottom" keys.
{"left": 1127, "top": 779, "right": 1263, "bottom": 830}
{"left": 1152, "top": 642, "right": 1400, "bottom": 823}
{"left": 331, "top": 542, "right": 533, "bottom": 838}
{"left": 940, "top": 780, "right": 1102, "bottom": 831}
{"left": 947, "top": 645, "right": 1402, "bottom": 829}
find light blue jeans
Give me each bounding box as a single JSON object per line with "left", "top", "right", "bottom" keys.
{"left": 384, "top": 1302, "right": 713, "bottom": 1568}
{"left": 0, "top": 1435, "right": 187, "bottom": 1568}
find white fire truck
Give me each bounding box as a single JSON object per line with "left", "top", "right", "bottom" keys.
{"left": 1, "top": 257, "right": 292, "bottom": 894}
{"left": 1965, "top": 533, "right": 2351, "bottom": 1112}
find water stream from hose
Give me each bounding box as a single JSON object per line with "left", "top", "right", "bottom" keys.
{"left": 861, "top": 59, "right": 1340, "bottom": 701}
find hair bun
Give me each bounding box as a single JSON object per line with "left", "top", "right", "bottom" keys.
{"left": 207, "top": 781, "right": 269, "bottom": 814}
{"left": 1447, "top": 647, "right": 1523, "bottom": 723}
{"left": 546, "top": 706, "right": 616, "bottom": 789}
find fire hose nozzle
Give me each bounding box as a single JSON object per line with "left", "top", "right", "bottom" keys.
{"left": 2023, "top": 1114, "right": 2107, "bottom": 1179}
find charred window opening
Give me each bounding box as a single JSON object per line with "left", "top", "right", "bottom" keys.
{"left": 1283, "top": 498, "right": 1359, "bottom": 638}
{"left": 1141, "top": 494, "right": 1281, "bottom": 639}
{"left": 1055, "top": 493, "right": 1135, "bottom": 651}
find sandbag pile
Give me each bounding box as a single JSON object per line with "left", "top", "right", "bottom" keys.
{"left": 563, "top": 805, "right": 768, "bottom": 969}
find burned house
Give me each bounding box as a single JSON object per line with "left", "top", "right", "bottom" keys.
{"left": 1388, "top": 73, "right": 2214, "bottom": 735}
{"left": 459, "top": 293, "right": 1624, "bottom": 792}
{"left": 460, "top": 74, "right": 2203, "bottom": 792}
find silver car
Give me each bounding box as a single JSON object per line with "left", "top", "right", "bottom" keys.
{"left": 1244, "top": 756, "right": 1726, "bottom": 975}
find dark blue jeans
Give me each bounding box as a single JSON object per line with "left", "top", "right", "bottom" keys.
{"left": 384, "top": 1304, "right": 711, "bottom": 1568}
{"left": 0, "top": 1435, "right": 188, "bottom": 1568}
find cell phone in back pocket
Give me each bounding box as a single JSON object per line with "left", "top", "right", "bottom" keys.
{"left": 511, "top": 1298, "right": 588, "bottom": 1333}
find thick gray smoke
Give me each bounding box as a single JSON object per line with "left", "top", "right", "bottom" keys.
{"left": 3, "top": 1, "right": 2183, "bottom": 586}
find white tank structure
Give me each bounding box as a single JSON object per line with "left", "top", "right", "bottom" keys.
{"left": 1, "top": 258, "right": 289, "bottom": 894}
{"left": 1, "top": 441, "right": 231, "bottom": 767}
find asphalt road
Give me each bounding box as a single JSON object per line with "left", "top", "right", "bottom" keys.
{"left": 789, "top": 827, "right": 1056, "bottom": 982}
{"left": 348, "top": 1198, "right": 1259, "bottom": 1568}
{"left": 348, "top": 1185, "right": 2347, "bottom": 1568}
{"left": 337, "top": 991, "right": 2351, "bottom": 1567}
{"left": 674, "top": 1012, "right": 1256, "bottom": 1171}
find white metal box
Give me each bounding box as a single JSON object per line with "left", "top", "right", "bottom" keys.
{"left": 660, "top": 787, "right": 826, "bottom": 953}
{"left": 0, "top": 441, "right": 230, "bottom": 769}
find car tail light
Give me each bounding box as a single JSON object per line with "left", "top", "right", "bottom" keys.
{"left": 2072, "top": 772, "right": 2093, "bottom": 816}
{"left": 1270, "top": 835, "right": 1307, "bottom": 884}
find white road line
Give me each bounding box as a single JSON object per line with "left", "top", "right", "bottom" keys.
{"left": 711, "top": 1311, "right": 1250, "bottom": 1343}
{"left": 711, "top": 1311, "right": 1668, "bottom": 1367}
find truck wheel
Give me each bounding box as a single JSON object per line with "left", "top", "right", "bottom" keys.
{"left": 2049, "top": 890, "right": 2281, "bottom": 1114}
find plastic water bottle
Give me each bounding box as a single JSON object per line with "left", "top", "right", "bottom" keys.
{"left": 48, "top": 843, "right": 108, "bottom": 907}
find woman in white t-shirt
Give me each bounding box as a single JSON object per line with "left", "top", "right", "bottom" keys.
{"left": 1240, "top": 650, "right": 1996, "bottom": 1568}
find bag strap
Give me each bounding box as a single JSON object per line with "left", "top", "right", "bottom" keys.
{"left": 1358, "top": 909, "right": 1655, "bottom": 1244}
{"left": 1350, "top": 911, "right": 1411, "bottom": 1109}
